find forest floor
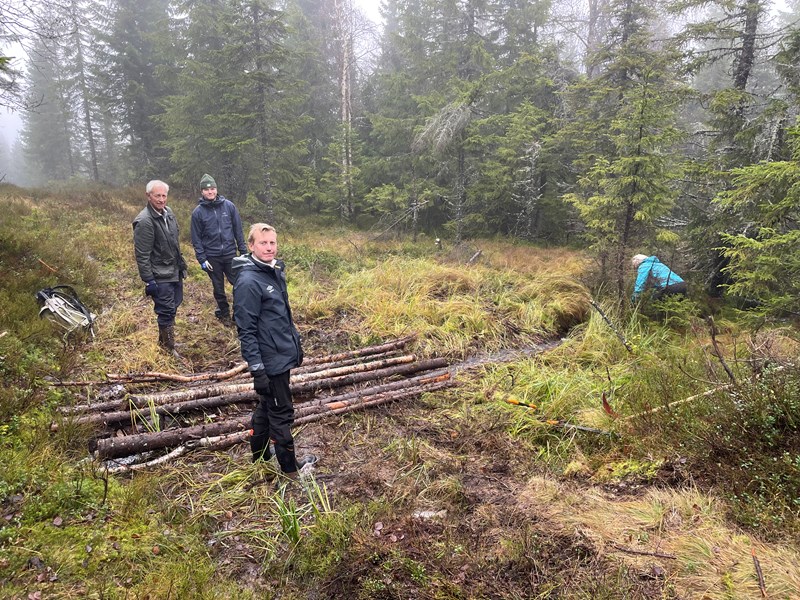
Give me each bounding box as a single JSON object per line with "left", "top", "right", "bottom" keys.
{"left": 1, "top": 185, "right": 799, "bottom": 599}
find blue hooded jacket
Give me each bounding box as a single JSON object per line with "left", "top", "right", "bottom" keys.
{"left": 632, "top": 256, "right": 684, "bottom": 302}
{"left": 190, "top": 195, "right": 246, "bottom": 263}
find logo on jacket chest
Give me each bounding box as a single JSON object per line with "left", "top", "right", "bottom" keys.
{"left": 266, "top": 285, "right": 275, "bottom": 294}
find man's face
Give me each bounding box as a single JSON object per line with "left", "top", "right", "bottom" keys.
{"left": 147, "top": 185, "right": 168, "bottom": 212}
{"left": 201, "top": 186, "right": 217, "bottom": 201}
{"left": 249, "top": 229, "right": 278, "bottom": 263}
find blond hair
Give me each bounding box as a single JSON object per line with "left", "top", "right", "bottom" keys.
{"left": 247, "top": 223, "right": 276, "bottom": 245}
{"left": 631, "top": 254, "right": 648, "bottom": 269}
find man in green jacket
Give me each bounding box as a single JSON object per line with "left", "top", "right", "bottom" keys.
{"left": 133, "top": 180, "right": 187, "bottom": 355}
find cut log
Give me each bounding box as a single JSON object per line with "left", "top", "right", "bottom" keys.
{"left": 96, "top": 377, "right": 453, "bottom": 461}
{"left": 291, "top": 358, "right": 449, "bottom": 395}
{"left": 54, "top": 363, "right": 249, "bottom": 387}
{"left": 95, "top": 418, "right": 252, "bottom": 460}
{"left": 294, "top": 371, "right": 450, "bottom": 417}
{"left": 291, "top": 354, "right": 416, "bottom": 383}
{"left": 294, "top": 378, "right": 455, "bottom": 425}
{"left": 61, "top": 391, "right": 258, "bottom": 429}
{"left": 300, "top": 335, "right": 416, "bottom": 367}
{"left": 105, "top": 431, "right": 250, "bottom": 474}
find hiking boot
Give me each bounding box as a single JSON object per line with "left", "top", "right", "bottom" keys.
{"left": 216, "top": 313, "right": 235, "bottom": 327}
{"left": 158, "top": 325, "right": 182, "bottom": 359}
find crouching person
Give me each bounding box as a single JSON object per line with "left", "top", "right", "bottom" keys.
{"left": 233, "top": 223, "right": 315, "bottom": 478}
{"left": 631, "top": 254, "right": 687, "bottom": 304}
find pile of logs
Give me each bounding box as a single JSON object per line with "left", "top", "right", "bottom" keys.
{"left": 53, "top": 336, "right": 457, "bottom": 471}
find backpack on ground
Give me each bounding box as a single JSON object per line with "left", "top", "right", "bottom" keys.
{"left": 35, "top": 285, "right": 97, "bottom": 339}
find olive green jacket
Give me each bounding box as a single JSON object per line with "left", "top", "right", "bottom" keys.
{"left": 132, "top": 204, "right": 187, "bottom": 283}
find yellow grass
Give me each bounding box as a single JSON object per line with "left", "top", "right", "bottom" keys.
{"left": 518, "top": 476, "right": 800, "bottom": 599}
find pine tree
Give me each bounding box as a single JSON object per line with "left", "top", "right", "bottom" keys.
{"left": 560, "top": 0, "right": 686, "bottom": 299}
{"left": 712, "top": 126, "right": 800, "bottom": 318}
{"left": 21, "top": 37, "right": 78, "bottom": 184}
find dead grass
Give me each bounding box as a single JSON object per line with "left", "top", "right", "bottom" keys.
{"left": 518, "top": 476, "right": 800, "bottom": 599}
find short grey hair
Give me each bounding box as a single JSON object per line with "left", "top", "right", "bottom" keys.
{"left": 247, "top": 223, "right": 276, "bottom": 245}
{"left": 146, "top": 180, "right": 169, "bottom": 194}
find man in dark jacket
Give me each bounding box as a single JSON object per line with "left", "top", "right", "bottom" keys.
{"left": 233, "top": 223, "right": 315, "bottom": 478}
{"left": 190, "top": 173, "right": 246, "bottom": 324}
{"left": 133, "top": 180, "right": 187, "bottom": 355}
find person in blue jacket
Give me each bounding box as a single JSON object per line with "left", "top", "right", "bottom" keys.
{"left": 190, "top": 174, "right": 246, "bottom": 324}
{"left": 631, "top": 254, "right": 687, "bottom": 303}
{"left": 233, "top": 223, "right": 316, "bottom": 478}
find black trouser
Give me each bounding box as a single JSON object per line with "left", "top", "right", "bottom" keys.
{"left": 653, "top": 281, "right": 687, "bottom": 300}
{"left": 152, "top": 280, "right": 183, "bottom": 327}
{"left": 250, "top": 370, "right": 297, "bottom": 473}
{"left": 205, "top": 255, "right": 236, "bottom": 318}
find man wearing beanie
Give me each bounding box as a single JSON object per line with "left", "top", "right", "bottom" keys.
{"left": 190, "top": 173, "right": 247, "bottom": 324}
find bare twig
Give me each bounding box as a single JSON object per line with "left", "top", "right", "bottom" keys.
{"left": 609, "top": 542, "right": 677, "bottom": 560}
{"left": 752, "top": 547, "right": 767, "bottom": 598}
{"left": 590, "top": 299, "right": 633, "bottom": 353}
{"left": 623, "top": 384, "right": 734, "bottom": 421}
{"left": 706, "top": 316, "right": 736, "bottom": 384}
{"left": 38, "top": 258, "right": 59, "bottom": 273}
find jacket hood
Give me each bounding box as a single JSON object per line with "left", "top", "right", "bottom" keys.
{"left": 196, "top": 194, "right": 227, "bottom": 206}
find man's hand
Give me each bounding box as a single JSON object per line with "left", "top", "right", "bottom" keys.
{"left": 251, "top": 370, "right": 270, "bottom": 396}
{"left": 201, "top": 260, "right": 214, "bottom": 272}
{"left": 145, "top": 280, "right": 158, "bottom": 296}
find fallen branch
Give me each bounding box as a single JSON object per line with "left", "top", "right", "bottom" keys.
{"left": 623, "top": 384, "right": 734, "bottom": 421}
{"left": 609, "top": 542, "right": 676, "bottom": 560}
{"left": 706, "top": 316, "right": 736, "bottom": 384}
{"left": 590, "top": 299, "right": 633, "bottom": 353}
{"left": 752, "top": 547, "right": 767, "bottom": 598}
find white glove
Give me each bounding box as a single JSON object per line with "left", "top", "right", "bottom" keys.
{"left": 201, "top": 260, "right": 214, "bottom": 272}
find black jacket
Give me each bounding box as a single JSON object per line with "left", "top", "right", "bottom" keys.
{"left": 233, "top": 255, "right": 302, "bottom": 376}
{"left": 190, "top": 195, "right": 246, "bottom": 263}
{"left": 132, "top": 204, "right": 187, "bottom": 283}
